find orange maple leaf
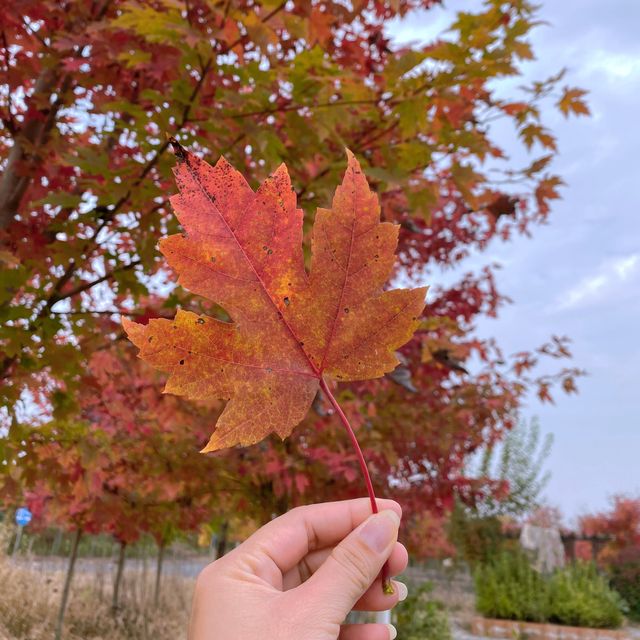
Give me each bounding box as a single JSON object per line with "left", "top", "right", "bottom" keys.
{"left": 123, "top": 142, "right": 426, "bottom": 452}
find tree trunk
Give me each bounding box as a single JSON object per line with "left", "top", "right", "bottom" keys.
{"left": 51, "top": 528, "right": 63, "bottom": 555}
{"left": 216, "top": 521, "right": 229, "bottom": 560}
{"left": 154, "top": 542, "right": 165, "bottom": 607}
{"left": 0, "top": 67, "right": 65, "bottom": 230}
{"left": 112, "top": 541, "right": 126, "bottom": 613}
{"left": 55, "top": 528, "right": 82, "bottom": 640}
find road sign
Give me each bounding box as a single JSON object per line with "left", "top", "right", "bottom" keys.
{"left": 15, "top": 507, "right": 32, "bottom": 527}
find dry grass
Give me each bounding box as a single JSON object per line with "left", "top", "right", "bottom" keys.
{"left": 0, "top": 526, "right": 193, "bottom": 640}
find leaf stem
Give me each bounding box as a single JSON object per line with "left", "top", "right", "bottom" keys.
{"left": 319, "top": 378, "right": 377, "bottom": 515}
{"left": 319, "top": 377, "right": 393, "bottom": 595}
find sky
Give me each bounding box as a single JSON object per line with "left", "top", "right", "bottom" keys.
{"left": 388, "top": 0, "right": 640, "bottom": 523}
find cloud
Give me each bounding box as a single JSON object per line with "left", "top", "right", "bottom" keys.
{"left": 556, "top": 253, "right": 640, "bottom": 310}
{"left": 583, "top": 50, "right": 640, "bottom": 81}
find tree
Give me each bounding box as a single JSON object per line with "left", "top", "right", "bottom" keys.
{"left": 580, "top": 495, "right": 640, "bottom": 555}
{"left": 1, "top": 343, "right": 228, "bottom": 635}
{"left": 470, "top": 416, "right": 553, "bottom": 518}
{"left": 1, "top": 0, "right": 585, "bottom": 421}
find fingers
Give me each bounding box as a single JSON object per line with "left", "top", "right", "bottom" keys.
{"left": 298, "top": 510, "right": 401, "bottom": 620}
{"left": 283, "top": 541, "right": 409, "bottom": 611}
{"left": 240, "top": 498, "right": 402, "bottom": 576}
{"left": 288, "top": 540, "right": 407, "bottom": 585}
{"left": 339, "top": 624, "right": 397, "bottom": 640}
{"left": 353, "top": 577, "right": 408, "bottom": 612}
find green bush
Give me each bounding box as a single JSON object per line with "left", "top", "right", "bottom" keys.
{"left": 474, "top": 551, "right": 626, "bottom": 629}
{"left": 548, "top": 563, "right": 626, "bottom": 628}
{"left": 474, "top": 551, "right": 549, "bottom": 622}
{"left": 394, "top": 582, "right": 452, "bottom": 640}
{"left": 608, "top": 547, "right": 640, "bottom": 621}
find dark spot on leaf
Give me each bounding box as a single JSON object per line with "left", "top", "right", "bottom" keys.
{"left": 197, "top": 318, "right": 205, "bottom": 324}
{"left": 179, "top": 359, "right": 185, "bottom": 365}
{"left": 210, "top": 256, "right": 216, "bottom": 263}
{"left": 283, "top": 297, "right": 290, "bottom": 306}
{"left": 344, "top": 307, "right": 349, "bottom": 313}
{"left": 148, "top": 337, "right": 153, "bottom": 343}
{"left": 267, "top": 248, "right": 273, "bottom": 255}
{"left": 299, "top": 341, "right": 304, "bottom": 346}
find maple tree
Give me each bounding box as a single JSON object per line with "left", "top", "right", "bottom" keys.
{"left": 2, "top": 344, "right": 227, "bottom": 635}
{"left": 0, "top": 0, "right": 590, "bottom": 597}
{"left": 579, "top": 495, "right": 640, "bottom": 560}
{"left": 0, "top": 0, "right": 586, "bottom": 416}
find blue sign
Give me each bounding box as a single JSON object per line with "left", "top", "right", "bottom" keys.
{"left": 15, "top": 507, "right": 32, "bottom": 527}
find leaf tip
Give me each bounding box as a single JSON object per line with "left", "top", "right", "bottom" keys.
{"left": 200, "top": 438, "right": 220, "bottom": 454}
{"left": 121, "top": 317, "right": 143, "bottom": 344}
{"left": 166, "top": 135, "right": 187, "bottom": 162}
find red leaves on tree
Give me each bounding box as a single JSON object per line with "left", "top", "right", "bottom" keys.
{"left": 124, "top": 142, "right": 426, "bottom": 452}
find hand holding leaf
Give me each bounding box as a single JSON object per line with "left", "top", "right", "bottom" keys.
{"left": 124, "top": 140, "right": 426, "bottom": 591}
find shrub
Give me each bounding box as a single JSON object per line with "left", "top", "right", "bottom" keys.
{"left": 548, "top": 562, "right": 626, "bottom": 628}
{"left": 608, "top": 546, "right": 640, "bottom": 621}
{"left": 474, "top": 551, "right": 548, "bottom": 622}
{"left": 394, "top": 582, "right": 452, "bottom": 640}
{"left": 474, "top": 551, "right": 626, "bottom": 629}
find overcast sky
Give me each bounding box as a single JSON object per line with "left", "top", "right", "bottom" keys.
{"left": 389, "top": 0, "right": 640, "bottom": 523}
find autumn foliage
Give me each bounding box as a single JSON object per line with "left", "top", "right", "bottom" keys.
{"left": 0, "top": 0, "right": 589, "bottom": 571}
{"left": 124, "top": 146, "right": 425, "bottom": 453}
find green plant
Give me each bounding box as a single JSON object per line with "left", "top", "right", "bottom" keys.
{"left": 548, "top": 562, "right": 626, "bottom": 628}
{"left": 608, "top": 547, "right": 640, "bottom": 621}
{"left": 474, "top": 551, "right": 627, "bottom": 629}
{"left": 394, "top": 582, "right": 452, "bottom": 640}
{"left": 475, "top": 550, "right": 548, "bottom": 622}
{"left": 472, "top": 416, "right": 553, "bottom": 518}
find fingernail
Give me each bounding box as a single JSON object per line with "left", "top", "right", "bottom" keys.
{"left": 386, "top": 624, "right": 397, "bottom": 639}
{"left": 395, "top": 581, "right": 408, "bottom": 601}
{"left": 358, "top": 510, "right": 400, "bottom": 553}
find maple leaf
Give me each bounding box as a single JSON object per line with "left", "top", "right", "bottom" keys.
{"left": 123, "top": 142, "right": 427, "bottom": 452}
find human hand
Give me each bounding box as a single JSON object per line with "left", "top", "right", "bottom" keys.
{"left": 188, "top": 498, "right": 408, "bottom": 640}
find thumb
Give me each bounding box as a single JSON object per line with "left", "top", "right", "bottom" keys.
{"left": 300, "top": 509, "right": 400, "bottom": 618}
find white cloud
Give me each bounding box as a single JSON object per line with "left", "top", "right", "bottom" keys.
{"left": 584, "top": 50, "right": 640, "bottom": 81}
{"left": 556, "top": 253, "right": 640, "bottom": 310}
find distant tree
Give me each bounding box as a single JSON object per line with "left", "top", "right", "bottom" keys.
{"left": 470, "top": 416, "right": 553, "bottom": 518}
{"left": 447, "top": 416, "right": 552, "bottom": 565}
